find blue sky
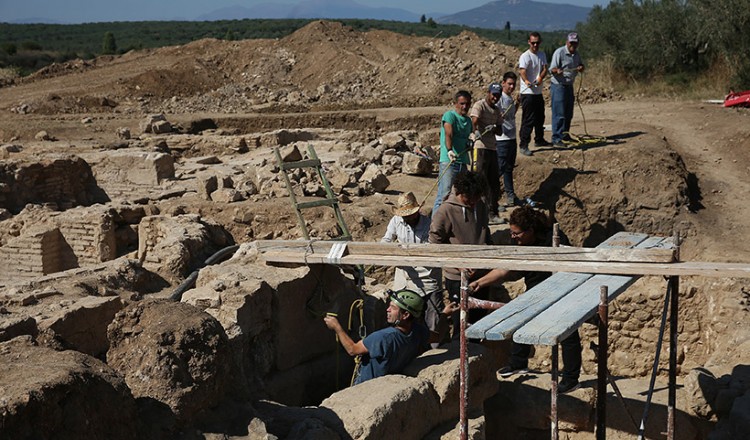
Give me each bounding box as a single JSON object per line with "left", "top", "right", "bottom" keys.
{"left": 0, "top": 0, "right": 608, "bottom": 23}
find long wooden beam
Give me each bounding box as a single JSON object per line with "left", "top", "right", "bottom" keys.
{"left": 253, "top": 240, "right": 676, "bottom": 263}
{"left": 252, "top": 242, "right": 750, "bottom": 279}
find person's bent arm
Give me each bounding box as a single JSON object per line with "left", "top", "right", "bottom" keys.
{"left": 444, "top": 121, "right": 455, "bottom": 153}
{"left": 539, "top": 64, "right": 548, "bottom": 82}
{"left": 469, "top": 268, "right": 522, "bottom": 291}
{"left": 519, "top": 67, "right": 531, "bottom": 86}
{"left": 324, "top": 316, "right": 368, "bottom": 356}
{"left": 380, "top": 217, "right": 397, "bottom": 243}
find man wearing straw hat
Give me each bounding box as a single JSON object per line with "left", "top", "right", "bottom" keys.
{"left": 381, "top": 191, "right": 444, "bottom": 345}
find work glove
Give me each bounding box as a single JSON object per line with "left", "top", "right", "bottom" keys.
{"left": 448, "top": 150, "right": 457, "bottom": 162}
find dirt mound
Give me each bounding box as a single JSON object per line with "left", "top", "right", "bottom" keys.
{"left": 0, "top": 336, "right": 138, "bottom": 439}
{"left": 107, "top": 299, "right": 233, "bottom": 421}
{"left": 1, "top": 21, "right": 621, "bottom": 116}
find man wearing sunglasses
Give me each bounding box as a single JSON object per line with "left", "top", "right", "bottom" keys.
{"left": 518, "top": 31, "right": 550, "bottom": 156}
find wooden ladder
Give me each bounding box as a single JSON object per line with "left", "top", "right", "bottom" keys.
{"left": 274, "top": 145, "right": 352, "bottom": 241}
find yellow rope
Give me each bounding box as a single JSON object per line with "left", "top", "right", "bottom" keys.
{"left": 562, "top": 72, "right": 607, "bottom": 148}
{"left": 347, "top": 299, "right": 365, "bottom": 387}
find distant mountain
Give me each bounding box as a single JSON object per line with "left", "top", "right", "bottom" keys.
{"left": 197, "top": 0, "right": 420, "bottom": 22}
{"left": 437, "top": 0, "right": 591, "bottom": 31}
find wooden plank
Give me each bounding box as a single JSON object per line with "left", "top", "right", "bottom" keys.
{"left": 258, "top": 250, "right": 750, "bottom": 278}
{"left": 466, "top": 232, "right": 649, "bottom": 340}
{"left": 513, "top": 273, "right": 640, "bottom": 345}
{"left": 253, "top": 239, "right": 675, "bottom": 263}
{"left": 280, "top": 159, "right": 322, "bottom": 170}
{"left": 512, "top": 237, "right": 671, "bottom": 346}
{"left": 466, "top": 272, "right": 593, "bottom": 340}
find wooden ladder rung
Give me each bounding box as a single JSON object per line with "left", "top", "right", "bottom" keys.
{"left": 297, "top": 198, "right": 339, "bottom": 210}
{"left": 280, "top": 159, "right": 322, "bottom": 171}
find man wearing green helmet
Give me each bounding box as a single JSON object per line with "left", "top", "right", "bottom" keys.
{"left": 324, "top": 289, "right": 430, "bottom": 384}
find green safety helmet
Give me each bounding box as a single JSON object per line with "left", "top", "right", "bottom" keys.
{"left": 388, "top": 289, "right": 425, "bottom": 318}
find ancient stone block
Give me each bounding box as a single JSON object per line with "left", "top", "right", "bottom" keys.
{"left": 151, "top": 120, "right": 172, "bottom": 134}
{"left": 139, "top": 113, "right": 167, "bottom": 134}
{"left": 115, "top": 127, "right": 131, "bottom": 140}
{"left": 401, "top": 152, "right": 433, "bottom": 175}
{"left": 137, "top": 215, "right": 233, "bottom": 283}
{"left": 320, "top": 375, "right": 440, "bottom": 440}
{"left": 359, "top": 163, "right": 389, "bottom": 194}
{"left": 0, "top": 315, "right": 38, "bottom": 342}
{"left": 38, "top": 296, "right": 123, "bottom": 357}
{"left": 197, "top": 175, "right": 219, "bottom": 200}
{"left": 403, "top": 341, "right": 498, "bottom": 422}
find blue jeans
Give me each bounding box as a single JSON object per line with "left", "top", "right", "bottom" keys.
{"left": 496, "top": 139, "right": 517, "bottom": 199}
{"left": 551, "top": 83, "right": 575, "bottom": 143}
{"left": 432, "top": 161, "right": 469, "bottom": 215}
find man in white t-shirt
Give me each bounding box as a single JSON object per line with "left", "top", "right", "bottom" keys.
{"left": 518, "top": 31, "right": 549, "bottom": 156}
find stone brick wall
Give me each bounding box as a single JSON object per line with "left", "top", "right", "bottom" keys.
{"left": 57, "top": 210, "right": 116, "bottom": 266}
{"left": 92, "top": 151, "right": 175, "bottom": 200}
{"left": 0, "top": 156, "right": 107, "bottom": 214}
{"left": 0, "top": 229, "right": 65, "bottom": 283}
{"left": 0, "top": 207, "right": 117, "bottom": 285}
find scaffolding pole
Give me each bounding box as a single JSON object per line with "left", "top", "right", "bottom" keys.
{"left": 551, "top": 223, "right": 560, "bottom": 440}
{"left": 668, "top": 232, "right": 681, "bottom": 440}
{"left": 596, "top": 285, "right": 609, "bottom": 439}
{"left": 459, "top": 269, "right": 470, "bottom": 440}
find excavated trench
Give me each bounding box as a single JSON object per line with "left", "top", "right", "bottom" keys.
{"left": 2, "top": 108, "right": 746, "bottom": 440}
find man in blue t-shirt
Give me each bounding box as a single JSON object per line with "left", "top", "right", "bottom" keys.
{"left": 432, "top": 90, "right": 473, "bottom": 216}
{"left": 323, "top": 289, "right": 430, "bottom": 385}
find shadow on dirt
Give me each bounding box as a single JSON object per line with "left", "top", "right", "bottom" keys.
{"left": 484, "top": 377, "right": 714, "bottom": 439}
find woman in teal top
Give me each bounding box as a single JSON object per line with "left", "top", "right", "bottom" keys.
{"left": 433, "top": 90, "right": 473, "bottom": 215}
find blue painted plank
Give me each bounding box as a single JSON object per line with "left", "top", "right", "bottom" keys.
{"left": 513, "top": 273, "right": 640, "bottom": 345}
{"left": 513, "top": 236, "right": 673, "bottom": 346}
{"left": 466, "top": 272, "right": 592, "bottom": 340}
{"left": 466, "top": 231, "right": 650, "bottom": 340}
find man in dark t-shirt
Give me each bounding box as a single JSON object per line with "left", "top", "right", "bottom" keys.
{"left": 324, "top": 289, "right": 430, "bottom": 385}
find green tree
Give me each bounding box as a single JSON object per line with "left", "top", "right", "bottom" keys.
{"left": 224, "top": 29, "right": 236, "bottom": 41}
{"left": 504, "top": 21, "right": 511, "bottom": 40}
{"left": 420, "top": 14, "right": 426, "bottom": 23}
{"left": 1, "top": 43, "right": 17, "bottom": 55}
{"left": 102, "top": 31, "right": 116, "bottom": 54}
{"left": 427, "top": 17, "right": 436, "bottom": 28}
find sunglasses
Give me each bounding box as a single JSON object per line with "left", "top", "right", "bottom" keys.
{"left": 529, "top": 41, "right": 541, "bottom": 46}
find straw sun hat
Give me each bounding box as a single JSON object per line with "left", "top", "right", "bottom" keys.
{"left": 391, "top": 192, "right": 420, "bottom": 217}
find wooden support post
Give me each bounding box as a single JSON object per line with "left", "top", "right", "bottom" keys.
{"left": 551, "top": 223, "right": 560, "bottom": 440}
{"left": 668, "top": 232, "right": 680, "bottom": 440}
{"left": 596, "top": 285, "right": 609, "bottom": 440}
{"left": 459, "top": 269, "right": 469, "bottom": 440}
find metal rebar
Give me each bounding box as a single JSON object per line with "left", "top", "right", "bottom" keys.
{"left": 467, "top": 296, "right": 505, "bottom": 310}
{"left": 596, "top": 285, "right": 609, "bottom": 440}
{"left": 637, "top": 280, "right": 672, "bottom": 440}
{"left": 551, "top": 344, "right": 559, "bottom": 440}
{"left": 551, "top": 222, "right": 560, "bottom": 440}
{"left": 668, "top": 231, "right": 681, "bottom": 440}
{"left": 460, "top": 269, "right": 470, "bottom": 440}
